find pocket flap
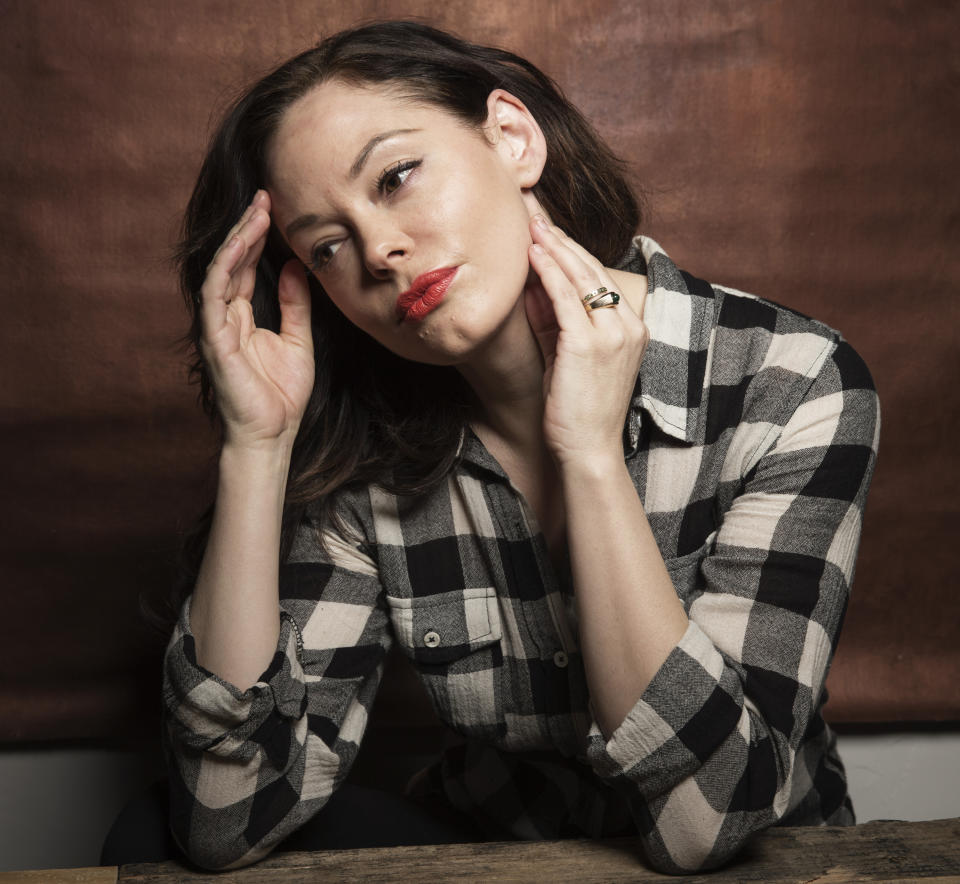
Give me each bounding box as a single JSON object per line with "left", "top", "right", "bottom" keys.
{"left": 387, "top": 586, "right": 502, "bottom": 664}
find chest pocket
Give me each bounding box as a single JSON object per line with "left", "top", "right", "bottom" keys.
{"left": 387, "top": 586, "right": 502, "bottom": 665}
{"left": 386, "top": 586, "right": 504, "bottom": 740}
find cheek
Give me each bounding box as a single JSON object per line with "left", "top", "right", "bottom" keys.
{"left": 318, "top": 273, "right": 380, "bottom": 334}
{"left": 486, "top": 198, "right": 535, "bottom": 285}
{"left": 431, "top": 150, "right": 530, "bottom": 241}
{"left": 451, "top": 176, "right": 533, "bottom": 268}
{"left": 329, "top": 294, "right": 381, "bottom": 336}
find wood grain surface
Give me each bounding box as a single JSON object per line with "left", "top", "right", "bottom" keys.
{"left": 115, "top": 817, "right": 960, "bottom": 883}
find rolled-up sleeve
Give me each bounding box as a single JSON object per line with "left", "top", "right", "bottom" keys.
{"left": 162, "top": 515, "right": 391, "bottom": 870}
{"left": 587, "top": 337, "right": 880, "bottom": 873}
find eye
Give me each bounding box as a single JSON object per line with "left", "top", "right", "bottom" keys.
{"left": 307, "top": 240, "right": 343, "bottom": 274}
{"left": 376, "top": 159, "right": 420, "bottom": 196}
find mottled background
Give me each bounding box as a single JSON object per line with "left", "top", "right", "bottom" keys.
{"left": 2, "top": 0, "right": 958, "bottom": 746}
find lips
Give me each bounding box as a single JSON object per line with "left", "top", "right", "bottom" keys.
{"left": 396, "top": 266, "right": 458, "bottom": 322}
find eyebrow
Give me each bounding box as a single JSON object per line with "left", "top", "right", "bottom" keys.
{"left": 349, "top": 128, "right": 418, "bottom": 178}
{"left": 284, "top": 128, "right": 419, "bottom": 240}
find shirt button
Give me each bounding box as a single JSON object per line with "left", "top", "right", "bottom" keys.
{"left": 553, "top": 650, "right": 569, "bottom": 668}
{"left": 423, "top": 630, "right": 441, "bottom": 648}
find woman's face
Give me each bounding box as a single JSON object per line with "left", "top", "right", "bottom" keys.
{"left": 267, "top": 79, "right": 545, "bottom": 366}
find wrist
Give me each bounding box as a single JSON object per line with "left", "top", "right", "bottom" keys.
{"left": 556, "top": 448, "right": 628, "bottom": 486}
{"left": 219, "top": 437, "right": 296, "bottom": 489}
{"left": 221, "top": 424, "right": 297, "bottom": 459}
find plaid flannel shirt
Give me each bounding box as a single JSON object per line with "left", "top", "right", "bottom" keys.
{"left": 163, "top": 236, "right": 879, "bottom": 872}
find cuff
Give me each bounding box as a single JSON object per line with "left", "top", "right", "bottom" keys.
{"left": 163, "top": 596, "right": 307, "bottom": 760}
{"left": 586, "top": 620, "right": 742, "bottom": 798}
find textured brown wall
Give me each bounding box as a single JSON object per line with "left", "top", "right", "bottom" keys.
{"left": 1, "top": 1, "right": 958, "bottom": 741}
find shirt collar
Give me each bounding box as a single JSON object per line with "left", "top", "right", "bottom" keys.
{"left": 616, "top": 236, "right": 715, "bottom": 451}
{"left": 459, "top": 236, "right": 715, "bottom": 472}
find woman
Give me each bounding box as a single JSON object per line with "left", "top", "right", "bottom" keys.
{"left": 164, "top": 20, "right": 879, "bottom": 873}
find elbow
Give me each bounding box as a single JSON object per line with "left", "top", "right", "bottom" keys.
{"left": 176, "top": 827, "right": 273, "bottom": 872}
{"left": 168, "top": 784, "right": 279, "bottom": 871}
{"left": 635, "top": 774, "right": 771, "bottom": 875}
{"left": 640, "top": 830, "right": 746, "bottom": 876}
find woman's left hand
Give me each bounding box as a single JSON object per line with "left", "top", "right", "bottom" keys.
{"left": 525, "top": 215, "right": 650, "bottom": 470}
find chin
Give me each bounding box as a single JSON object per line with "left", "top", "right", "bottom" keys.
{"left": 379, "top": 270, "right": 529, "bottom": 365}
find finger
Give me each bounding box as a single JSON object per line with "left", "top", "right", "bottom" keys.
{"left": 200, "top": 234, "right": 242, "bottom": 336}
{"left": 206, "top": 190, "right": 271, "bottom": 271}
{"left": 523, "top": 276, "right": 559, "bottom": 363}
{"left": 232, "top": 208, "right": 271, "bottom": 298}
{"left": 529, "top": 217, "right": 638, "bottom": 327}
{"left": 200, "top": 206, "right": 270, "bottom": 327}
{"left": 204, "top": 212, "right": 269, "bottom": 297}
{"left": 546, "top": 225, "right": 605, "bottom": 272}
{"left": 530, "top": 217, "right": 602, "bottom": 297}
{"left": 277, "top": 259, "right": 313, "bottom": 350}
{"left": 528, "top": 219, "right": 628, "bottom": 330}
{"left": 229, "top": 206, "right": 271, "bottom": 284}
{"left": 527, "top": 242, "right": 592, "bottom": 332}
{"left": 555, "top": 234, "right": 637, "bottom": 319}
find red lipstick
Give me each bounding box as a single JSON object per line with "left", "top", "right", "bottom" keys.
{"left": 396, "top": 266, "right": 458, "bottom": 322}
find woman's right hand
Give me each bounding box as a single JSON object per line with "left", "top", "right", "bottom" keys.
{"left": 200, "top": 189, "right": 314, "bottom": 450}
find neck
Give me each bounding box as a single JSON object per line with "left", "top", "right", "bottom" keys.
{"left": 458, "top": 267, "right": 649, "bottom": 455}
{"left": 458, "top": 296, "right": 546, "bottom": 454}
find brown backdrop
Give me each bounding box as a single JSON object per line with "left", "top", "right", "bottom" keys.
{"left": 2, "top": 1, "right": 958, "bottom": 742}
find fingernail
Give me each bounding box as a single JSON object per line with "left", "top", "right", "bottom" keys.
{"left": 533, "top": 214, "right": 548, "bottom": 229}
{"left": 530, "top": 243, "right": 545, "bottom": 254}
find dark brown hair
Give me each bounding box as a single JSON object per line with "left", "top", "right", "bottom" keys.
{"left": 175, "top": 20, "right": 641, "bottom": 598}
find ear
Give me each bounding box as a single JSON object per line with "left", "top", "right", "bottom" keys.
{"left": 484, "top": 89, "right": 547, "bottom": 189}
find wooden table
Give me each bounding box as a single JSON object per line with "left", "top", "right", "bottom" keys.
{"left": 4, "top": 817, "right": 959, "bottom": 883}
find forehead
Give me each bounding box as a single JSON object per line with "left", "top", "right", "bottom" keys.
{"left": 267, "top": 80, "right": 465, "bottom": 187}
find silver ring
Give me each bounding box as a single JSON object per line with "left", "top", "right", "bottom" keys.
{"left": 587, "top": 291, "right": 621, "bottom": 310}
{"left": 581, "top": 286, "right": 608, "bottom": 305}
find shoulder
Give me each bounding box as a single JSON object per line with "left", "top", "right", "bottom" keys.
{"left": 634, "top": 234, "right": 868, "bottom": 382}
{"left": 711, "top": 292, "right": 877, "bottom": 462}
{"left": 709, "top": 282, "right": 875, "bottom": 406}
{"left": 631, "top": 236, "right": 876, "bottom": 446}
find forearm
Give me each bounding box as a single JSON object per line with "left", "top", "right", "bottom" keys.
{"left": 189, "top": 438, "right": 294, "bottom": 689}
{"left": 165, "top": 525, "right": 392, "bottom": 870}
{"left": 562, "top": 456, "right": 687, "bottom": 737}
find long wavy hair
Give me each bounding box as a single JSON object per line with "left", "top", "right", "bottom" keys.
{"left": 173, "top": 20, "right": 641, "bottom": 610}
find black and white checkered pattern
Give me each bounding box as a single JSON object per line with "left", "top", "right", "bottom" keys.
{"left": 163, "top": 237, "right": 879, "bottom": 872}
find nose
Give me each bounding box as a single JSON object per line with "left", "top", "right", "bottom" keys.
{"left": 360, "top": 216, "right": 413, "bottom": 278}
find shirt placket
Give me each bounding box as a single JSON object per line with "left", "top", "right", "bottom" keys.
{"left": 492, "top": 477, "right": 588, "bottom": 752}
